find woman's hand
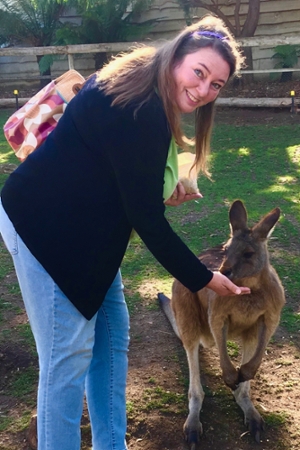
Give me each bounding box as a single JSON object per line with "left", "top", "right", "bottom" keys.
{"left": 165, "top": 181, "right": 203, "bottom": 207}
{"left": 206, "top": 271, "right": 251, "bottom": 296}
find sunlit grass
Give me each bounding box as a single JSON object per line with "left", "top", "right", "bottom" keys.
{"left": 237, "top": 146, "right": 250, "bottom": 156}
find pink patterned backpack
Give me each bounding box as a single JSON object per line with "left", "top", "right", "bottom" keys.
{"left": 3, "top": 70, "right": 85, "bottom": 161}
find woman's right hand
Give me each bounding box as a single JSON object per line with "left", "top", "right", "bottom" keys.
{"left": 206, "top": 271, "right": 251, "bottom": 296}
{"left": 164, "top": 181, "right": 202, "bottom": 207}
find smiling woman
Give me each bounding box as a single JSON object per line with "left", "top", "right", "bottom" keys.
{"left": 173, "top": 47, "right": 230, "bottom": 114}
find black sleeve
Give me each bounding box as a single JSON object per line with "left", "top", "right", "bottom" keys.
{"left": 102, "top": 97, "right": 213, "bottom": 292}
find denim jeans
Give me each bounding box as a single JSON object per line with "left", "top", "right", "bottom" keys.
{"left": 0, "top": 199, "right": 129, "bottom": 450}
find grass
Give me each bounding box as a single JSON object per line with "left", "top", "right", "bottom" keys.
{"left": 0, "top": 241, "right": 13, "bottom": 281}
{"left": 142, "top": 386, "right": 186, "bottom": 413}
{"left": 227, "top": 340, "right": 239, "bottom": 358}
{"left": 0, "top": 410, "right": 33, "bottom": 439}
{"left": 17, "top": 323, "right": 36, "bottom": 354}
{"left": 0, "top": 109, "right": 18, "bottom": 190}
{"left": 0, "top": 107, "right": 300, "bottom": 447}
{"left": 264, "top": 411, "right": 290, "bottom": 427}
{"left": 281, "top": 307, "right": 300, "bottom": 333}
{"left": 9, "top": 366, "right": 38, "bottom": 398}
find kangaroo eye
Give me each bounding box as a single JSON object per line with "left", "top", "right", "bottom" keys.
{"left": 244, "top": 252, "right": 254, "bottom": 259}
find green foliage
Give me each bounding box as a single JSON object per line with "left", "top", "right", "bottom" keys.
{"left": 272, "top": 45, "right": 300, "bottom": 69}
{"left": 56, "top": 0, "right": 156, "bottom": 70}
{"left": 0, "top": 0, "right": 67, "bottom": 81}
{"left": 0, "top": 0, "right": 66, "bottom": 47}
{"left": 271, "top": 44, "right": 300, "bottom": 81}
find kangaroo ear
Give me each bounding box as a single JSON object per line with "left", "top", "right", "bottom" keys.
{"left": 229, "top": 200, "right": 248, "bottom": 233}
{"left": 252, "top": 208, "right": 281, "bottom": 239}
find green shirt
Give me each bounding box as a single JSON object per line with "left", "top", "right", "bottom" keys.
{"left": 163, "top": 135, "right": 178, "bottom": 201}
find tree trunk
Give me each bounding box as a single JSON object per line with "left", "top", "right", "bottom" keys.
{"left": 242, "top": 0, "right": 260, "bottom": 37}
{"left": 239, "top": 0, "right": 261, "bottom": 83}
{"left": 94, "top": 52, "right": 109, "bottom": 71}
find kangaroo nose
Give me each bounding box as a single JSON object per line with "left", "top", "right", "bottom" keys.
{"left": 220, "top": 266, "right": 232, "bottom": 279}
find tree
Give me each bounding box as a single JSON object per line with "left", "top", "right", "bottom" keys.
{"left": 56, "top": 0, "right": 155, "bottom": 70}
{"left": 0, "top": 0, "right": 154, "bottom": 85}
{"left": 177, "top": 0, "right": 261, "bottom": 79}
{"left": 0, "top": 0, "right": 67, "bottom": 87}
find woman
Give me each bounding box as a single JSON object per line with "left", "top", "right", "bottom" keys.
{"left": 0, "top": 14, "right": 248, "bottom": 450}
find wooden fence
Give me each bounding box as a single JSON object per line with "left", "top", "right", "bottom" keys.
{"left": 1, "top": 34, "right": 300, "bottom": 75}
{"left": 1, "top": 34, "right": 300, "bottom": 108}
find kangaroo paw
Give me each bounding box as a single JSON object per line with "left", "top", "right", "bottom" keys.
{"left": 223, "top": 368, "right": 240, "bottom": 390}
{"left": 248, "top": 416, "right": 265, "bottom": 443}
{"left": 238, "top": 364, "right": 256, "bottom": 383}
{"left": 183, "top": 421, "right": 203, "bottom": 446}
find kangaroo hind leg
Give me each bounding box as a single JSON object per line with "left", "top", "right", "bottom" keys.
{"left": 183, "top": 342, "right": 205, "bottom": 448}
{"left": 158, "top": 292, "right": 180, "bottom": 338}
{"left": 234, "top": 332, "right": 265, "bottom": 443}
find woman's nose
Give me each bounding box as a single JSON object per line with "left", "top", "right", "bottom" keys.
{"left": 196, "top": 81, "right": 210, "bottom": 98}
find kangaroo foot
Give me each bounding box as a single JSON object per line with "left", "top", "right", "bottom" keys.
{"left": 246, "top": 413, "right": 265, "bottom": 443}
{"left": 183, "top": 419, "right": 203, "bottom": 447}
{"left": 234, "top": 381, "right": 265, "bottom": 443}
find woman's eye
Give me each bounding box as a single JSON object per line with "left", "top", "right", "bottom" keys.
{"left": 194, "top": 69, "right": 203, "bottom": 78}
{"left": 212, "top": 83, "right": 222, "bottom": 90}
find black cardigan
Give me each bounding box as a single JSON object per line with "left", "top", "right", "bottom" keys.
{"left": 1, "top": 75, "right": 213, "bottom": 319}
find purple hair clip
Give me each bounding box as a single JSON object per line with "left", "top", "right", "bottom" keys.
{"left": 192, "top": 30, "right": 228, "bottom": 41}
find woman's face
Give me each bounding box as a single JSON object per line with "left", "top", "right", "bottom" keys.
{"left": 173, "top": 46, "right": 230, "bottom": 113}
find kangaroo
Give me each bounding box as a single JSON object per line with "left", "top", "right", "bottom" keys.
{"left": 158, "top": 200, "right": 285, "bottom": 447}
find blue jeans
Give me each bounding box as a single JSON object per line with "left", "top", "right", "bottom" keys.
{"left": 0, "top": 200, "right": 129, "bottom": 450}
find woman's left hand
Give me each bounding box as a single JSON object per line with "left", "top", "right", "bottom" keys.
{"left": 164, "top": 181, "right": 203, "bottom": 207}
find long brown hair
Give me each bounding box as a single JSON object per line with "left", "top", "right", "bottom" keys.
{"left": 97, "top": 15, "right": 245, "bottom": 177}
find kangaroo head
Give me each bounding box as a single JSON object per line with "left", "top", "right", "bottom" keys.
{"left": 219, "top": 200, "right": 280, "bottom": 282}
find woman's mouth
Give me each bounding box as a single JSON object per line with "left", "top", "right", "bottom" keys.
{"left": 186, "top": 90, "right": 199, "bottom": 103}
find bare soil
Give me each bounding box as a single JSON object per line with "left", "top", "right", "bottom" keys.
{"left": 0, "top": 81, "right": 300, "bottom": 450}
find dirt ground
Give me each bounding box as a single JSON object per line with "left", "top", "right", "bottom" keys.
{"left": 0, "top": 81, "right": 300, "bottom": 450}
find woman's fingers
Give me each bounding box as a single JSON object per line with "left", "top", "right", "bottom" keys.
{"left": 165, "top": 182, "right": 203, "bottom": 206}
{"left": 206, "top": 272, "right": 251, "bottom": 296}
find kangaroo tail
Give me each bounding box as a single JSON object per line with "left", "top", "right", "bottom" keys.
{"left": 158, "top": 292, "right": 180, "bottom": 339}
